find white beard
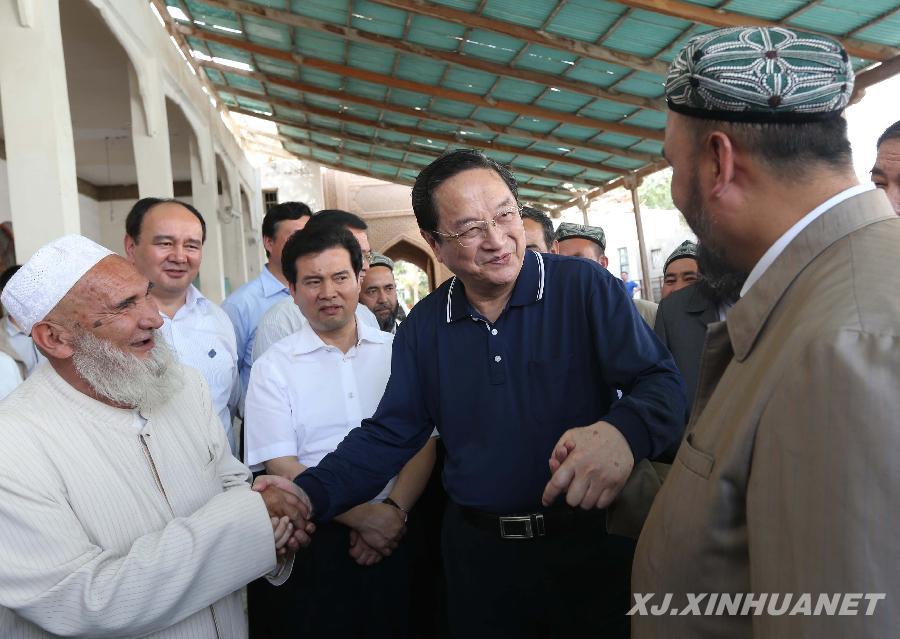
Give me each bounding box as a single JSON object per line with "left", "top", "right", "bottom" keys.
{"left": 72, "top": 329, "right": 182, "bottom": 412}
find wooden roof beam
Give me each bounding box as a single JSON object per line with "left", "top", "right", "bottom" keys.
{"left": 180, "top": 25, "right": 665, "bottom": 141}
{"left": 244, "top": 111, "right": 607, "bottom": 190}
{"left": 206, "top": 61, "right": 657, "bottom": 163}
{"left": 369, "top": 0, "right": 669, "bottom": 75}
{"left": 210, "top": 74, "right": 642, "bottom": 174}
{"left": 189, "top": 0, "right": 664, "bottom": 111}
{"left": 615, "top": 0, "right": 898, "bottom": 62}
{"left": 854, "top": 53, "right": 900, "bottom": 97}
{"left": 554, "top": 159, "right": 670, "bottom": 211}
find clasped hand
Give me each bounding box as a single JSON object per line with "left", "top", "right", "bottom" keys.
{"left": 252, "top": 475, "right": 316, "bottom": 556}
{"left": 541, "top": 421, "right": 634, "bottom": 510}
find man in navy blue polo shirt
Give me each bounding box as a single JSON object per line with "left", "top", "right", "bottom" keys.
{"left": 264, "top": 149, "right": 686, "bottom": 637}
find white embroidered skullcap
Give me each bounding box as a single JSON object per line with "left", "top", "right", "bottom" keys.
{"left": 1, "top": 235, "right": 114, "bottom": 335}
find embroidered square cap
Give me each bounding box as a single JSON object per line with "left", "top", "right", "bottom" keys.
{"left": 555, "top": 222, "right": 606, "bottom": 251}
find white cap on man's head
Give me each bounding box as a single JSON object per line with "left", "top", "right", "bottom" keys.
{"left": 1, "top": 235, "right": 114, "bottom": 335}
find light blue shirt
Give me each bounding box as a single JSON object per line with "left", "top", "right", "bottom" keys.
{"left": 222, "top": 266, "right": 291, "bottom": 408}
{"left": 159, "top": 285, "right": 240, "bottom": 452}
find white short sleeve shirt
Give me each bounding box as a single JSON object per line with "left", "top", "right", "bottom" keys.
{"left": 245, "top": 318, "right": 396, "bottom": 501}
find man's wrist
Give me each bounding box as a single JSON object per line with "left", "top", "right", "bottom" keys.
{"left": 382, "top": 497, "right": 408, "bottom": 521}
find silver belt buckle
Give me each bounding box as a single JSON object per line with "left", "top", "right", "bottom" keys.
{"left": 498, "top": 514, "right": 545, "bottom": 539}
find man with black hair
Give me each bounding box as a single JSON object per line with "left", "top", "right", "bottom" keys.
{"left": 124, "top": 197, "right": 239, "bottom": 452}
{"left": 520, "top": 205, "right": 558, "bottom": 253}
{"left": 256, "top": 148, "right": 685, "bottom": 636}
{"left": 245, "top": 225, "right": 435, "bottom": 639}
{"left": 633, "top": 27, "right": 900, "bottom": 637}
{"left": 251, "top": 209, "right": 378, "bottom": 362}
{"left": 872, "top": 120, "right": 900, "bottom": 214}
{"left": 223, "top": 201, "right": 312, "bottom": 406}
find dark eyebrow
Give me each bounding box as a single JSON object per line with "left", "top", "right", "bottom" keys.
{"left": 113, "top": 295, "right": 138, "bottom": 311}
{"left": 452, "top": 197, "right": 517, "bottom": 229}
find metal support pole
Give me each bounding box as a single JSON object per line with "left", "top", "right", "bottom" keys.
{"left": 625, "top": 175, "right": 653, "bottom": 302}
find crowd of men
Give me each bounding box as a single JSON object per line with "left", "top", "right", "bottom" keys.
{"left": 0, "top": 24, "right": 898, "bottom": 639}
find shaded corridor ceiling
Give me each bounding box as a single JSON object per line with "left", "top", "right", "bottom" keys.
{"left": 159, "top": 0, "right": 900, "bottom": 211}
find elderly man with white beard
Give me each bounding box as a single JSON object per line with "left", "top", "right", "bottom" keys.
{"left": 0, "top": 235, "right": 313, "bottom": 638}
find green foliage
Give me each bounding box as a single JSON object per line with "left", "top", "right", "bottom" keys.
{"left": 639, "top": 170, "right": 674, "bottom": 210}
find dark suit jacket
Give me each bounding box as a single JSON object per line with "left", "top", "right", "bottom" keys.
{"left": 653, "top": 284, "right": 718, "bottom": 461}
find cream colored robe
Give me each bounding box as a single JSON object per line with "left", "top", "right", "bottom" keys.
{"left": 0, "top": 364, "right": 278, "bottom": 638}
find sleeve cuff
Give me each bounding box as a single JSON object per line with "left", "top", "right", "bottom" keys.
{"left": 294, "top": 473, "right": 331, "bottom": 522}
{"left": 604, "top": 406, "right": 652, "bottom": 463}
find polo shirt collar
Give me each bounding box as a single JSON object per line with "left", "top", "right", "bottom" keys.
{"left": 261, "top": 265, "right": 289, "bottom": 297}
{"left": 446, "top": 249, "right": 545, "bottom": 323}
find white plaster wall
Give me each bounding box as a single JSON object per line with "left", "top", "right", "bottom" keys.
{"left": 0, "top": 158, "right": 10, "bottom": 224}
{"left": 260, "top": 159, "right": 323, "bottom": 212}
{"left": 78, "top": 193, "right": 102, "bottom": 245}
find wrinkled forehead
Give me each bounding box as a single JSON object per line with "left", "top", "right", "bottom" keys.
{"left": 68, "top": 256, "right": 147, "bottom": 307}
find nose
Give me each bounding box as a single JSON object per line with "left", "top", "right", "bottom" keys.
{"left": 480, "top": 219, "right": 506, "bottom": 248}
{"left": 376, "top": 288, "right": 388, "bottom": 304}
{"left": 319, "top": 279, "right": 336, "bottom": 299}
{"left": 138, "top": 296, "right": 163, "bottom": 330}
{"left": 169, "top": 245, "right": 187, "bottom": 263}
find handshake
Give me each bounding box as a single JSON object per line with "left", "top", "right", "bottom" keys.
{"left": 252, "top": 475, "right": 316, "bottom": 556}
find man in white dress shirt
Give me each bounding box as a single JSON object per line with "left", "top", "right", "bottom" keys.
{"left": 246, "top": 224, "right": 435, "bottom": 638}
{"left": 0, "top": 235, "right": 310, "bottom": 638}
{"left": 251, "top": 209, "right": 378, "bottom": 363}
{"left": 125, "top": 198, "right": 240, "bottom": 453}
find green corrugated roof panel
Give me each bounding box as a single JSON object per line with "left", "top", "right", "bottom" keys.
{"left": 254, "top": 55, "right": 296, "bottom": 78}
{"left": 564, "top": 58, "right": 632, "bottom": 87}
{"left": 347, "top": 42, "right": 397, "bottom": 75}
{"left": 411, "top": 139, "right": 447, "bottom": 154}
{"left": 343, "top": 140, "right": 372, "bottom": 155}
{"left": 654, "top": 25, "right": 714, "bottom": 65}
{"left": 577, "top": 100, "right": 636, "bottom": 121}
{"left": 787, "top": 0, "right": 900, "bottom": 37}
{"left": 460, "top": 29, "right": 524, "bottom": 64}
{"left": 486, "top": 150, "right": 516, "bottom": 164}
{"left": 406, "top": 153, "right": 433, "bottom": 167}
{"left": 289, "top": 0, "right": 348, "bottom": 25}
{"left": 581, "top": 169, "right": 619, "bottom": 181}
{"left": 217, "top": 91, "right": 238, "bottom": 107}
{"left": 603, "top": 10, "right": 691, "bottom": 58}
{"left": 299, "top": 67, "right": 343, "bottom": 90}
{"left": 398, "top": 168, "right": 421, "bottom": 181}
{"left": 345, "top": 123, "right": 376, "bottom": 138}
{"left": 604, "top": 157, "right": 646, "bottom": 170}
{"left": 721, "top": 0, "right": 805, "bottom": 21}
{"left": 311, "top": 148, "right": 340, "bottom": 164}
{"left": 279, "top": 125, "right": 310, "bottom": 139}
{"left": 407, "top": 16, "right": 468, "bottom": 51}
{"left": 491, "top": 78, "right": 545, "bottom": 104}
{"left": 301, "top": 94, "right": 343, "bottom": 111}
{"left": 544, "top": 0, "right": 624, "bottom": 42}
{"left": 293, "top": 28, "right": 345, "bottom": 62}
{"left": 856, "top": 14, "right": 900, "bottom": 46}
{"left": 379, "top": 130, "right": 414, "bottom": 144}
{"left": 381, "top": 112, "right": 425, "bottom": 128}
{"left": 340, "top": 103, "right": 382, "bottom": 121}
{"left": 244, "top": 16, "right": 291, "bottom": 47}
{"left": 394, "top": 57, "right": 446, "bottom": 85}
{"left": 472, "top": 107, "right": 518, "bottom": 126}
{"left": 565, "top": 148, "right": 618, "bottom": 164}
{"left": 250, "top": 0, "right": 289, "bottom": 9}
{"left": 351, "top": 0, "right": 408, "bottom": 37}
{"left": 534, "top": 90, "right": 593, "bottom": 114}
{"left": 431, "top": 0, "right": 482, "bottom": 12}
{"left": 613, "top": 72, "right": 666, "bottom": 99}
{"left": 456, "top": 130, "right": 494, "bottom": 143}
{"left": 430, "top": 99, "right": 476, "bottom": 119}
{"left": 202, "top": 41, "right": 253, "bottom": 65}
{"left": 629, "top": 140, "right": 664, "bottom": 155}
{"left": 373, "top": 147, "right": 405, "bottom": 162}
{"left": 224, "top": 73, "right": 265, "bottom": 93}
{"left": 389, "top": 89, "right": 431, "bottom": 109}
{"left": 443, "top": 67, "right": 499, "bottom": 95}
{"left": 283, "top": 141, "right": 310, "bottom": 155}
{"left": 623, "top": 109, "right": 666, "bottom": 129}
{"left": 510, "top": 116, "right": 560, "bottom": 133}
{"left": 552, "top": 124, "right": 599, "bottom": 141}
{"left": 235, "top": 95, "right": 273, "bottom": 113}
{"left": 594, "top": 132, "right": 642, "bottom": 148}
{"left": 268, "top": 85, "right": 302, "bottom": 102}
{"left": 371, "top": 163, "right": 399, "bottom": 177}
{"left": 513, "top": 44, "right": 577, "bottom": 75}
{"left": 183, "top": 1, "right": 241, "bottom": 30}
{"left": 307, "top": 113, "right": 343, "bottom": 129}
{"left": 343, "top": 157, "right": 371, "bottom": 171}
{"left": 541, "top": 164, "right": 584, "bottom": 178}
{"left": 272, "top": 105, "right": 307, "bottom": 121}
{"left": 492, "top": 135, "right": 532, "bottom": 149}
{"left": 309, "top": 132, "right": 342, "bottom": 148}
{"left": 419, "top": 120, "right": 461, "bottom": 135}
{"left": 512, "top": 156, "right": 548, "bottom": 170}
{"left": 530, "top": 141, "right": 605, "bottom": 160}
{"left": 203, "top": 68, "right": 225, "bottom": 84}
{"left": 482, "top": 0, "right": 556, "bottom": 28}
{"left": 344, "top": 78, "right": 388, "bottom": 102}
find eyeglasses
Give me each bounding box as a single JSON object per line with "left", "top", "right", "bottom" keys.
{"left": 432, "top": 208, "right": 522, "bottom": 248}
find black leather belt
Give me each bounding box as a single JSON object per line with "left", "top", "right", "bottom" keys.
{"left": 459, "top": 504, "right": 592, "bottom": 540}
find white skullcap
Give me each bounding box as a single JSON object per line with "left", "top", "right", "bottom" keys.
{"left": 1, "top": 235, "right": 114, "bottom": 335}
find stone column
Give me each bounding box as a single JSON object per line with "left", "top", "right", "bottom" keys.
{"left": 0, "top": 0, "right": 80, "bottom": 260}
{"left": 129, "top": 64, "right": 173, "bottom": 198}
{"left": 190, "top": 134, "right": 225, "bottom": 303}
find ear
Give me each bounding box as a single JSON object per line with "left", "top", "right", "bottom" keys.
{"left": 123, "top": 234, "right": 137, "bottom": 261}
{"left": 31, "top": 321, "right": 75, "bottom": 360}
{"left": 262, "top": 234, "right": 276, "bottom": 256}
{"left": 550, "top": 240, "right": 559, "bottom": 255}
{"left": 707, "top": 131, "right": 736, "bottom": 199}
{"left": 599, "top": 255, "right": 609, "bottom": 269}
{"left": 420, "top": 230, "right": 445, "bottom": 265}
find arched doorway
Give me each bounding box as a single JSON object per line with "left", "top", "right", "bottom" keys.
{"left": 382, "top": 237, "right": 437, "bottom": 291}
